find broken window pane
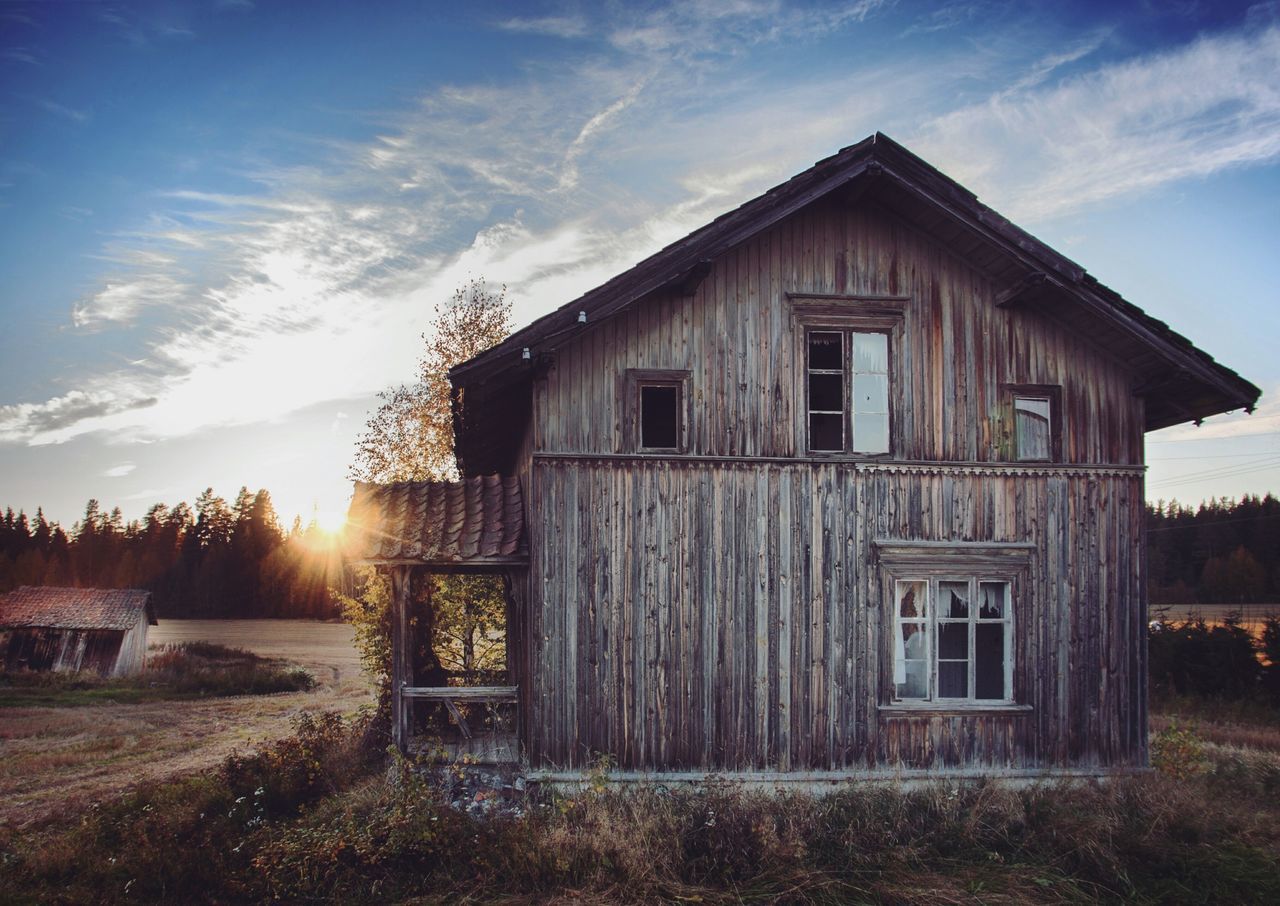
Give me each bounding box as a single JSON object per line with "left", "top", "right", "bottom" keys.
{"left": 978, "top": 582, "right": 1005, "bottom": 619}
{"left": 809, "top": 372, "right": 843, "bottom": 411}
{"left": 975, "top": 624, "right": 1005, "bottom": 699}
{"left": 808, "top": 331, "right": 843, "bottom": 370}
{"left": 852, "top": 373, "right": 888, "bottom": 413}
{"left": 809, "top": 413, "right": 843, "bottom": 451}
{"left": 1015, "top": 396, "right": 1051, "bottom": 461}
{"left": 640, "top": 384, "right": 680, "bottom": 449}
{"left": 898, "top": 581, "right": 926, "bottom": 618}
{"left": 940, "top": 581, "right": 969, "bottom": 618}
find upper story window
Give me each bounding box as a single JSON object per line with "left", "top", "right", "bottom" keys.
{"left": 624, "top": 369, "right": 690, "bottom": 453}
{"left": 1004, "top": 384, "right": 1062, "bottom": 462}
{"left": 806, "top": 328, "right": 890, "bottom": 454}
{"left": 790, "top": 295, "right": 904, "bottom": 458}
{"left": 639, "top": 382, "right": 681, "bottom": 450}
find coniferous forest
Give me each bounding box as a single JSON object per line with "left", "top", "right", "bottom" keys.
{"left": 1147, "top": 493, "right": 1280, "bottom": 605}
{"left": 2, "top": 490, "right": 1278, "bottom": 620}
{"left": 0, "top": 488, "right": 344, "bottom": 619}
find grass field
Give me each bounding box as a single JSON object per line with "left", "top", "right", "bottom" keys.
{"left": 0, "top": 620, "right": 372, "bottom": 829}
{"left": 4, "top": 621, "right": 1280, "bottom": 902}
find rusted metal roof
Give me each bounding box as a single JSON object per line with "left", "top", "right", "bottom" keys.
{"left": 0, "top": 586, "right": 155, "bottom": 631}
{"left": 344, "top": 474, "right": 526, "bottom": 566}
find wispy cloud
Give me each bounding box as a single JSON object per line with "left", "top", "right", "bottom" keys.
{"left": 96, "top": 7, "right": 195, "bottom": 46}
{"left": 912, "top": 25, "right": 1280, "bottom": 221}
{"left": 1, "top": 46, "right": 39, "bottom": 65}
{"left": 5, "top": 3, "right": 1277, "bottom": 452}
{"left": 0, "top": 389, "right": 157, "bottom": 443}
{"left": 38, "top": 99, "right": 89, "bottom": 123}
{"left": 494, "top": 15, "right": 588, "bottom": 38}
{"left": 103, "top": 462, "right": 136, "bottom": 478}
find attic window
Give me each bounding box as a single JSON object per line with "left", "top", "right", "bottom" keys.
{"left": 1014, "top": 397, "right": 1051, "bottom": 460}
{"left": 1004, "top": 384, "right": 1062, "bottom": 462}
{"left": 805, "top": 328, "right": 890, "bottom": 454}
{"left": 640, "top": 383, "right": 681, "bottom": 450}
{"left": 625, "top": 369, "right": 690, "bottom": 453}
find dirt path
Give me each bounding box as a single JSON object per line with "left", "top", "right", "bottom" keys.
{"left": 0, "top": 620, "right": 373, "bottom": 829}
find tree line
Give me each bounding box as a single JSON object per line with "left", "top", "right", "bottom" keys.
{"left": 0, "top": 488, "right": 343, "bottom": 619}
{"left": 1147, "top": 493, "right": 1280, "bottom": 605}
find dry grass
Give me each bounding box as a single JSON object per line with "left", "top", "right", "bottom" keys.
{"left": 1152, "top": 712, "right": 1280, "bottom": 752}
{"left": 0, "top": 620, "right": 374, "bottom": 829}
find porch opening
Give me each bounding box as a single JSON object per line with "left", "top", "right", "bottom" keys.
{"left": 344, "top": 475, "right": 528, "bottom": 764}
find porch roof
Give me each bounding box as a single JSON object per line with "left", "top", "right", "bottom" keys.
{"left": 343, "top": 474, "right": 527, "bottom": 569}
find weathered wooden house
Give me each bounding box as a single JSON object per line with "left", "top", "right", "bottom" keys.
{"left": 347, "top": 133, "right": 1259, "bottom": 782}
{"left": 0, "top": 586, "right": 156, "bottom": 676}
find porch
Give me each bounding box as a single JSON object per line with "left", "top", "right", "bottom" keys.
{"left": 345, "top": 475, "right": 528, "bottom": 763}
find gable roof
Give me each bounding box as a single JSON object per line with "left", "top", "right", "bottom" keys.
{"left": 0, "top": 586, "right": 155, "bottom": 631}
{"left": 450, "top": 132, "right": 1259, "bottom": 474}
{"left": 344, "top": 474, "right": 526, "bottom": 568}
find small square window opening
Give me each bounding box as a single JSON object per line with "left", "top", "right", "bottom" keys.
{"left": 640, "top": 383, "right": 681, "bottom": 450}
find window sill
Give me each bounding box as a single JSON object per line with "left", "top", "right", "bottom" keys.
{"left": 878, "top": 702, "right": 1033, "bottom": 716}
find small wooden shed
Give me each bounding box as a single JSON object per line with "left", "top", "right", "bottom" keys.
{"left": 0, "top": 586, "right": 156, "bottom": 677}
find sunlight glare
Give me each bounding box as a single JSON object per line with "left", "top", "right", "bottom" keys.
{"left": 312, "top": 509, "right": 348, "bottom": 535}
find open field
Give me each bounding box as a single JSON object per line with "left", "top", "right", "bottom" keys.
{"left": 149, "top": 618, "right": 364, "bottom": 684}
{"left": 0, "top": 620, "right": 372, "bottom": 829}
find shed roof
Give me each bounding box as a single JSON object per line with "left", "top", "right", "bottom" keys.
{"left": 449, "top": 132, "right": 1260, "bottom": 475}
{"left": 344, "top": 474, "right": 526, "bottom": 568}
{"left": 0, "top": 586, "right": 155, "bottom": 631}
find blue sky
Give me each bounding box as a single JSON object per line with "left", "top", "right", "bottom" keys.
{"left": 1, "top": 0, "right": 1278, "bottom": 528}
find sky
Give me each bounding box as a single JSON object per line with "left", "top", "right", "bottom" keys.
{"left": 1, "top": 0, "right": 1278, "bottom": 530}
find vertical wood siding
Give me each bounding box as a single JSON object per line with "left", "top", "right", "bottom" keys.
{"left": 519, "top": 196, "right": 1149, "bottom": 774}
{"left": 526, "top": 460, "right": 1146, "bottom": 772}
{"left": 536, "top": 199, "right": 1143, "bottom": 465}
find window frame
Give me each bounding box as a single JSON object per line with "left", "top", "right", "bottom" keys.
{"left": 892, "top": 576, "right": 1014, "bottom": 705}
{"left": 623, "top": 368, "right": 690, "bottom": 454}
{"left": 789, "top": 295, "right": 906, "bottom": 459}
{"left": 874, "top": 540, "right": 1032, "bottom": 713}
{"left": 1002, "top": 383, "right": 1063, "bottom": 463}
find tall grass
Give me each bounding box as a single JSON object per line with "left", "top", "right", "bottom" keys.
{"left": 5, "top": 724, "right": 1279, "bottom": 905}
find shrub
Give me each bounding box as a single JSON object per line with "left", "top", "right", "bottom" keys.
{"left": 1152, "top": 721, "right": 1207, "bottom": 779}
{"left": 1149, "top": 615, "right": 1261, "bottom": 700}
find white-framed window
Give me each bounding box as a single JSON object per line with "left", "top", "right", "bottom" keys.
{"left": 805, "top": 327, "right": 890, "bottom": 454}
{"left": 893, "top": 576, "right": 1013, "bottom": 703}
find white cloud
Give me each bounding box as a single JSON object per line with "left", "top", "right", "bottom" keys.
{"left": 8, "top": 4, "right": 1278, "bottom": 454}
{"left": 494, "top": 16, "right": 588, "bottom": 38}
{"left": 911, "top": 25, "right": 1280, "bottom": 221}
{"left": 103, "top": 462, "right": 136, "bottom": 478}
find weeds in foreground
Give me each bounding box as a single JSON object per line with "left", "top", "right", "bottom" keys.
{"left": 0, "top": 710, "right": 372, "bottom": 905}
{"left": 4, "top": 727, "right": 1280, "bottom": 905}
{"left": 0, "top": 642, "right": 314, "bottom": 706}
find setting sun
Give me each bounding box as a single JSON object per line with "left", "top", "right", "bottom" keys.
{"left": 312, "top": 509, "right": 348, "bottom": 535}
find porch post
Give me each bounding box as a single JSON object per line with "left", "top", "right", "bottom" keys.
{"left": 389, "top": 565, "right": 413, "bottom": 753}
